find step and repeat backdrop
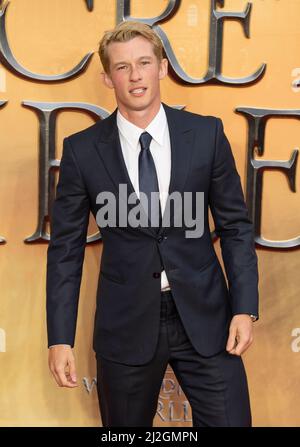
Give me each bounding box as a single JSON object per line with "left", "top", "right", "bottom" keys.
{"left": 0, "top": 0, "right": 299, "bottom": 427}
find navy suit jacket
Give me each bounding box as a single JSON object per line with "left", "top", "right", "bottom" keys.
{"left": 46, "top": 102, "right": 259, "bottom": 365}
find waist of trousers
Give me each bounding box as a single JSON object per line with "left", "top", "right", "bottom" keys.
{"left": 161, "top": 289, "right": 172, "bottom": 298}
{"left": 160, "top": 289, "right": 178, "bottom": 320}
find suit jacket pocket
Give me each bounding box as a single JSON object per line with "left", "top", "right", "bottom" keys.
{"left": 100, "top": 269, "right": 125, "bottom": 284}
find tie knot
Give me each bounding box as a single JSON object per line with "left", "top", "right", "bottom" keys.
{"left": 139, "top": 131, "right": 152, "bottom": 151}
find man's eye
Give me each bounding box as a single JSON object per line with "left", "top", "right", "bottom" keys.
{"left": 117, "top": 66, "right": 126, "bottom": 70}
{"left": 141, "top": 61, "right": 150, "bottom": 65}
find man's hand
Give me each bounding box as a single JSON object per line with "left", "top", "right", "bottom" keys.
{"left": 48, "top": 344, "right": 78, "bottom": 388}
{"left": 226, "top": 314, "right": 254, "bottom": 356}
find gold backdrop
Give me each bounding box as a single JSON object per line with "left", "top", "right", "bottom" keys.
{"left": 0, "top": 0, "right": 299, "bottom": 427}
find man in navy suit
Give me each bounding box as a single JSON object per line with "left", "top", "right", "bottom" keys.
{"left": 47, "top": 21, "right": 259, "bottom": 427}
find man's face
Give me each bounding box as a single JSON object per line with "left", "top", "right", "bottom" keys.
{"left": 102, "top": 36, "right": 168, "bottom": 113}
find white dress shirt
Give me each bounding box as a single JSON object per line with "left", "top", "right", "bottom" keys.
{"left": 116, "top": 103, "right": 171, "bottom": 291}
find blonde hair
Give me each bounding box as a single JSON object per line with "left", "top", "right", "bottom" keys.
{"left": 98, "top": 21, "right": 163, "bottom": 74}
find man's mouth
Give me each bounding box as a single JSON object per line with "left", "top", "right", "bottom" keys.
{"left": 129, "top": 87, "right": 147, "bottom": 96}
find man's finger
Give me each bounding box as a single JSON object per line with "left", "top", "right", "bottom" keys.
{"left": 50, "top": 369, "right": 62, "bottom": 387}
{"left": 68, "top": 358, "right": 78, "bottom": 384}
{"left": 230, "top": 335, "right": 253, "bottom": 356}
{"left": 51, "top": 367, "right": 65, "bottom": 387}
{"left": 226, "top": 327, "right": 237, "bottom": 352}
{"left": 55, "top": 366, "right": 78, "bottom": 388}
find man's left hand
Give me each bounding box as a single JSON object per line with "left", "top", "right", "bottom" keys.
{"left": 226, "top": 314, "right": 254, "bottom": 356}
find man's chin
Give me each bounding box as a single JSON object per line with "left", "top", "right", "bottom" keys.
{"left": 124, "top": 97, "right": 155, "bottom": 112}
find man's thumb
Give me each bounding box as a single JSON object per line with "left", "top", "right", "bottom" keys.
{"left": 69, "top": 360, "right": 77, "bottom": 383}
{"left": 226, "top": 328, "right": 237, "bottom": 351}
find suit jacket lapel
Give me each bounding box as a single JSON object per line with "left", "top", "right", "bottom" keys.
{"left": 159, "top": 103, "right": 195, "bottom": 236}
{"left": 96, "top": 108, "right": 138, "bottom": 204}
{"left": 94, "top": 108, "right": 155, "bottom": 237}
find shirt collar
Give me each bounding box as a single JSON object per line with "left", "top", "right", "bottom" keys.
{"left": 116, "top": 103, "right": 166, "bottom": 150}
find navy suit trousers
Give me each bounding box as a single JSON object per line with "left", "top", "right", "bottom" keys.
{"left": 96, "top": 290, "right": 252, "bottom": 427}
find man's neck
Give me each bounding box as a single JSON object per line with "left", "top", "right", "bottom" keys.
{"left": 117, "top": 100, "right": 161, "bottom": 129}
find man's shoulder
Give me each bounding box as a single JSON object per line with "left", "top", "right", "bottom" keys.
{"left": 164, "top": 103, "right": 221, "bottom": 129}
{"left": 65, "top": 117, "right": 107, "bottom": 148}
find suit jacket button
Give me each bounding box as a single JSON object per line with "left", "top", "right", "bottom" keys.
{"left": 157, "top": 236, "right": 163, "bottom": 243}
{"left": 153, "top": 272, "right": 161, "bottom": 278}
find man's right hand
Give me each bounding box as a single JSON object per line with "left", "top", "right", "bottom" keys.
{"left": 48, "top": 344, "right": 78, "bottom": 388}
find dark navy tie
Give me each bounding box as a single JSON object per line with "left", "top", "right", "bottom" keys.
{"left": 138, "top": 131, "right": 162, "bottom": 230}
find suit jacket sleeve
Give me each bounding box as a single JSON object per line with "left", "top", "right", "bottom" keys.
{"left": 208, "top": 118, "right": 259, "bottom": 318}
{"left": 46, "top": 137, "right": 90, "bottom": 348}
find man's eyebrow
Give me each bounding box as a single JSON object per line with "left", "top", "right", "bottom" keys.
{"left": 112, "top": 56, "right": 153, "bottom": 68}
{"left": 112, "top": 61, "right": 127, "bottom": 68}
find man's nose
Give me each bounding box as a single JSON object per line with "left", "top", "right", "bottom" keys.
{"left": 130, "top": 65, "right": 142, "bottom": 81}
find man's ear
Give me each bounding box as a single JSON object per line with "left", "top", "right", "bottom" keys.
{"left": 102, "top": 70, "right": 114, "bottom": 89}
{"left": 159, "top": 58, "right": 168, "bottom": 79}
{"left": 159, "top": 58, "right": 168, "bottom": 80}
